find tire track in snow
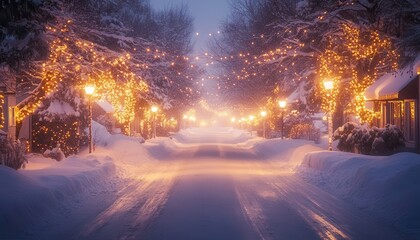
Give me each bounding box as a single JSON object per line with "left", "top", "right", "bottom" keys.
{"left": 236, "top": 187, "right": 271, "bottom": 240}
{"left": 75, "top": 162, "right": 179, "bottom": 240}
{"left": 237, "top": 170, "right": 406, "bottom": 240}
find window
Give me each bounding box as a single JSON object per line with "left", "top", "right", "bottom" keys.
{"left": 390, "top": 101, "right": 403, "bottom": 129}
{"left": 380, "top": 102, "right": 387, "bottom": 127}
{"left": 404, "top": 101, "right": 416, "bottom": 143}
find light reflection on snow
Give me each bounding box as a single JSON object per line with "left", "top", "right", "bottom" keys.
{"left": 76, "top": 163, "right": 178, "bottom": 239}
{"left": 310, "top": 211, "right": 349, "bottom": 240}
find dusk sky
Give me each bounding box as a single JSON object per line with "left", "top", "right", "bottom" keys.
{"left": 150, "top": 0, "right": 230, "bottom": 53}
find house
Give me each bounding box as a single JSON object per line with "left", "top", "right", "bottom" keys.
{"left": 0, "top": 76, "right": 17, "bottom": 141}
{"left": 365, "top": 59, "right": 420, "bottom": 152}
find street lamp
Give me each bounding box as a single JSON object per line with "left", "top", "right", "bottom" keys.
{"left": 231, "top": 117, "right": 236, "bottom": 127}
{"left": 151, "top": 106, "right": 158, "bottom": 138}
{"left": 260, "top": 110, "right": 267, "bottom": 138}
{"left": 85, "top": 84, "right": 95, "bottom": 153}
{"left": 278, "top": 100, "right": 287, "bottom": 139}
{"left": 323, "top": 80, "right": 334, "bottom": 151}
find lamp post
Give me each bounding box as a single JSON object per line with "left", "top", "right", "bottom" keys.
{"left": 323, "top": 80, "right": 334, "bottom": 151}
{"left": 85, "top": 84, "right": 95, "bottom": 153}
{"left": 151, "top": 106, "right": 158, "bottom": 138}
{"left": 260, "top": 110, "right": 267, "bottom": 138}
{"left": 278, "top": 100, "right": 286, "bottom": 139}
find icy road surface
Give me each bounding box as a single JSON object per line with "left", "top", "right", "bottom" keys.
{"left": 22, "top": 128, "right": 405, "bottom": 240}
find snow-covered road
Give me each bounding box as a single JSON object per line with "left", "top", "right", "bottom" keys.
{"left": 9, "top": 128, "right": 409, "bottom": 240}
{"left": 142, "top": 143, "right": 404, "bottom": 240}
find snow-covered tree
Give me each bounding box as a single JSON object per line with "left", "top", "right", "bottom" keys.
{"left": 210, "top": 0, "right": 418, "bottom": 123}
{"left": 1, "top": 0, "right": 201, "bottom": 153}
{"left": 318, "top": 23, "right": 399, "bottom": 124}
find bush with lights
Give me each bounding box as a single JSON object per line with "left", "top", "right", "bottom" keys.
{"left": 0, "top": 94, "right": 4, "bottom": 129}
{"left": 31, "top": 81, "right": 89, "bottom": 157}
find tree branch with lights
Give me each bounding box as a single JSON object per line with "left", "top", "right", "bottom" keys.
{"left": 318, "top": 23, "right": 399, "bottom": 124}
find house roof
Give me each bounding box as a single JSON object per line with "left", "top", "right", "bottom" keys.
{"left": 365, "top": 56, "right": 420, "bottom": 101}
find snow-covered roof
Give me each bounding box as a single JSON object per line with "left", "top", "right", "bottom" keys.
{"left": 95, "top": 99, "right": 114, "bottom": 113}
{"left": 365, "top": 57, "right": 420, "bottom": 100}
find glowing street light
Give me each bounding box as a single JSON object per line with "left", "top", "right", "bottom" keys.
{"left": 151, "top": 106, "right": 158, "bottom": 113}
{"left": 279, "top": 100, "right": 287, "bottom": 139}
{"left": 279, "top": 100, "right": 287, "bottom": 109}
{"left": 323, "top": 80, "right": 334, "bottom": 151}
{"left": 151, "top": 106, "right": 158, "bottom": 138}
{"left": 260, "top": 111, "right": 267, "bottom": 138}
{"left": 323, "top": 80, "right": 334, "bottom": 91}
{"left": 85, "top": 84, "right": 95, "bottom": 153}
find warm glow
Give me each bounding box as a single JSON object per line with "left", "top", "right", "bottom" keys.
{"left": 151, "top": 106, "right": 158, "bottom": 113}
{"left": 260, "top": 111, "right": 267, "bottom": 117}
{"left": 249, "top": 115, "right": 255, "bottom": 121}
{"left": 323, "top": 80, "right": 333, "bottom": 90}
{"left": 317, "top": 23, "right": 398, "bottom": 124}
{"left": 279, "top": 100, "right": 286, "bottom": 109}
{"left": 0, "top": 94, "right": 4, "bottom": 129}
{"left": 84, "top": 85, "right": 95, "bottom": 95}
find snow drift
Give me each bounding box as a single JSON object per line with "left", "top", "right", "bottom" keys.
{"left": 299, "top": 151, "right": 420, "bottom": 235}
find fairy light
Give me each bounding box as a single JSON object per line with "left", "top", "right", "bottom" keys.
{"left": 343, "top": 23, "right": 398, "bottom": 123}
{"left": 16, "top": 37, "right": 68, "bottom": 122}
{"left": 13, "top": 19, "right": 154, "bottom": 152}
{"left": 0, "top": 94, "right": 4, "bottom": 129}
{"left": 32, "top": 117, "right": 80, "bottom": 156}
{"left": 318, "top": 48, "right": 341, "bottom": 114}
{"left": 317, "top": 23, "right": 398, "bottom": 124}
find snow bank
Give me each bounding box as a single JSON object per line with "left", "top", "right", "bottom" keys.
{"left": 92, "top": 120, "right": 112, "bottom": 147}
{"left": 0, "top": 123, "right": 151, "bottom": 237}
{"left": 0, "top": 154, "right": 115, "bottom": 236}
{"left": 253, "top": 138, "right": 321, "bottom": 159}
{"left": 299, "top": 151, "right": 420, "bottom": 236}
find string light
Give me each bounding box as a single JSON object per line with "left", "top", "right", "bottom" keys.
{"left": 0, "top": 94, "right": 4, "bottom": 129}
{"left": 32, "top": 117, "right": 80, "bottom": 156}
{"left": 342, "top": 23, "right": 398, "bottom": 123}
{"left": 318, "top": 48, "right": 341, "bottom": 114}
{"left": 318, "top": 23, "right": 399, "bottom": 123}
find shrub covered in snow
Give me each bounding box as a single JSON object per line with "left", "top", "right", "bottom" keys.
{"left": 289, "top": 123, "right": 320, "bottom": 142}
{"left": 43, "top": 144, "right": 65, "bottom": 161}
{"left": 334, "top": 122, "right": 405, "bottom": 155}
{"left": 0, "top": 133, "right": 27, "bottom": 170}
{"left": 285, "top": 113, "right": 320, "bottom": 142}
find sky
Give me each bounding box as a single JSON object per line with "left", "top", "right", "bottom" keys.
{"left": 150, "top": 0, "right": 230, "bottom": 53}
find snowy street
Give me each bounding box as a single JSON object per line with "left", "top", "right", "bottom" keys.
{"left": 143, "top": 144, "right": 403, "bottom": 240}
{"left": 4, "top": 128, "right": 412, "bottom": 240}
{"left": 2, "top": 1, "right": 420, "bottom": 239}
